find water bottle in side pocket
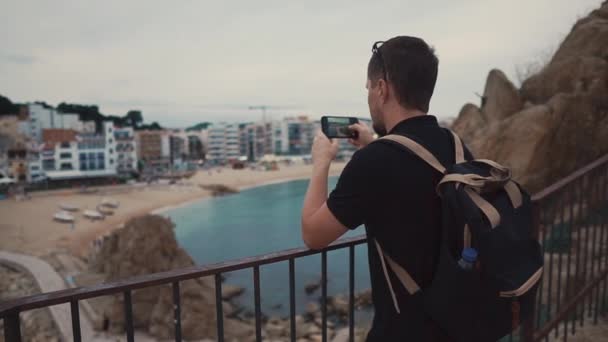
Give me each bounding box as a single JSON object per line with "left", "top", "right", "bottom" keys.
{"left": 458, "top": 247, "right": 478, "bottom": 271}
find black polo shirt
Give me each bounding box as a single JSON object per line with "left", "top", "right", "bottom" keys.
{"left": 327, "top": 115, "right": 472, "bottom": 341}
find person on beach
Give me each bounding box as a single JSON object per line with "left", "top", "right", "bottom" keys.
{"left": 301, "top": 36, "right": 470, "bottom": 341}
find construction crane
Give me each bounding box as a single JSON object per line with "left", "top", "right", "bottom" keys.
{"left": 248, "top": 105, "right": 271, "bottom": 123}
{"left": 248, "top": 105, "right": 303, "bottom": 123}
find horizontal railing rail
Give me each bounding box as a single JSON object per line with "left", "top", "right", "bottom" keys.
{"left": 1, "top": 153, "right": 608, "bottom": 342}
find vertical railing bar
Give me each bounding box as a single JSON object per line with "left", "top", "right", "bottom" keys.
{"left": 349, "top": 245, "right": 355, "bottom": 342}
{"left": 254, "top": 266, "right": 262, "bottom": 342}
{"left": 564, "top": 186, "right": 575, "bottom": 340}
{"left": 601, "top": 164, "right": 608, "bottom": 316}
{"left": 589, "top": 169, "right": 599, "bottom": 319}
{"left": 594, "top": 169, "right": 606, "bottom": 324}
{"left": 173, "top": 281, "right": 182, "bottom": 342}
{"left": 600, "top": 167, "right": 608, "bottom": 317}
{"left": 215, "top": 274, "right": 224, "bottom": 342}
{"left": 581, "top": 173, "right": 590, "bottom": 327}
{"left": 523, "top": 201, "right": 542, "bottom": 342}
{"left": 321, "top": 251, "right": 328, "bottom": 342}
{"left": 4, "top": 312, "right": 22, "bottom": 342}
{"left": 289, "top": 258, "right": 296, "bottom": 342}
{"left": 545, "top": 197, "right": 556, "bottom": 342}
{"left": 70, "top": 300, "right": 82, "bottom": 342}
{"left": 536, "top": 202, "right": 547, "bottom": 329}
{"left": 573, "top": 178, "right": 583, "bottom": 334}
{"left": 124, "top": 290, "right": 135, "bottom": 342}
{"left": 555, "top": 191, "right": 564, "bottom": 338}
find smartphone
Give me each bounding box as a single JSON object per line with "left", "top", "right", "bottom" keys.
{"left": 321, "top": 116, "right": 359, "bottom": 139}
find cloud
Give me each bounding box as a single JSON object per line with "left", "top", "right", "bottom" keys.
{"left": 0, "top": 0, "right": 603, "bottom": 126}
{"left": 0, "top": 53, "right": 36, "bottom": 65}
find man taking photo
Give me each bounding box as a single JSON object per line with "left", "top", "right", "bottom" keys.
{"left": 301, "top": 36, "right": 470, "bottom": 341}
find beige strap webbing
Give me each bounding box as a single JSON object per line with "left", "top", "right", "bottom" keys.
{"left": 464, "top": 224, "right": 471, "bottom": 249}
{"left": 384, "top": 252, "right": 421, "bottom": 295}
{"left": 380, "top": 135, "right": 446, "bottom": 174}
{"left": 465, "top": 187, "right": 501, "bottom": 228}
{"left": 504, "top": 181, "right": 523, "bottom": 209}
{"left": 374, "top": 239, "right": 422, "bottom": 314}
{"left": 438, "top": 173, "right": 490, "bottom": 191}
{"left": 474, "top": 159, "right": 511, "bottom": 176}
{"left": 374, "top": 239, "right": 401, "bottom": 313}
{"left": 451, "top": 131, "right": 465, "bottom": 164}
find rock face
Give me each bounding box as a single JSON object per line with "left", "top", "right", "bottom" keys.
{"left": 199, "top": 184, "right": 239, "bottom": 196}
{"left": 0, "top": 264, "right": 60, "bottom": 342}
{"left": 452, "top": 1, "right": 608, "bottom": 193}
{"left": 89, "top": 215, "right": 252, "bottom": 341}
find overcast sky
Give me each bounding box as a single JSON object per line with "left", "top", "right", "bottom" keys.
{"left": 0, "top": 0, "right": 602, "bottom": 127}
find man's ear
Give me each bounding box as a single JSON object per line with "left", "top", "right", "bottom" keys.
{"left": 378, "top": 79, "right": 389, "bottom": 104}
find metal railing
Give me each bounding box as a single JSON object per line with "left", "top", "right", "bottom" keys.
{"left": 530, "top": 154, "right": 608, "bottom": 341}
{"left": 1, "top": 154, "right": 608, "bottom": 342}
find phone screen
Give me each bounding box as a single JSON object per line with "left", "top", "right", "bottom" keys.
{"left": 326, "top": 117, "right": 352, "bottom": 138}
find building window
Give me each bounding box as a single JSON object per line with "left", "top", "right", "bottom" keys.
{"left": 110, "top": 159, "right": 114, "bottom": 164}
{"left": 80, "top": 153, "right": 86, "bottom": 161}
{"left": 43, "top": 159, "right": 55, "bottom": 171}
{"left": 60, "top": 152, "right": 72, "bottom": 159}
{"left": 109, "top": 138, "right": 113, "bottom": 143}
{"left": 30, "top": 165, "right": 40, "bottom": 171}
{"left": 60, "top": 142, "right": 71, "bottom": 148}
{"left": 60, "top": 163, "right": 73, "bottom": 170}
{"left": 110, "top": 149, "right": 113, "bottom": 154}
{"left": 80, "top": 162, "right": 88, "bottom": 171}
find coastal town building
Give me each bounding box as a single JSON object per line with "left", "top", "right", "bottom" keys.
{"left": 41, "top": 122, "right": 118, "bottom": 180}
{"left": 19, "top": 103, "right": 89, "bottom": 143}
{"left": 134, "top": 130, "right": 171, "bottom": 175}
{"left": 207, "top": 123, "right": 240, "bottom": 165}
{"left": 6, "top": 142, "right": 43, "bottom": 183}
{"left": 113, "top": 127, "right": 137, "bottom": 176}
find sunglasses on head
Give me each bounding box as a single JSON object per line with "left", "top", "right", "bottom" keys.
{"left": 372, "top": 41, "right": 388, "bottom": 81}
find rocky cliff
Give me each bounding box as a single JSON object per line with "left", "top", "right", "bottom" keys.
{"left": 89, "top": 214, "right": 253, "bottom": 340}
{"left": 452, "top": 1, "right": 608, "bottom": 193}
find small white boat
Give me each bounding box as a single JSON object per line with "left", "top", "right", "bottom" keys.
{"left": 54, "top": 211, "right": 75, "bottom": 223}
{"left": 100, "top": 198, "right": 119, "bottom": 208}
{"left": 83, "top": 210, "right": 104, "bottom": 220}
{"left": 59, "top": 203, "right": 79, "bottom": 212}
{"left": 96, "top": 205, "right": 114, "bottom": 216}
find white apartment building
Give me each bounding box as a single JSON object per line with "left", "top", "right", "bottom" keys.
{"left": 207, "top": 123, "right": 240, "bottom": 164}
{"left": 19, "top": 103, "right": 88, "bottom": 142}
{"left": 42, "top": 122, "right": 117, "bottom": 180}
{"left": 114, "top": 127, "right": 138, "bottom": 175}
{"left": 19, "top": 103, "right": 54, "bottom": 142}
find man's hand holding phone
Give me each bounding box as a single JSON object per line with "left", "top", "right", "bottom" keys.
{"left": 347, "top": 123, "right": 375, "bottom": 149}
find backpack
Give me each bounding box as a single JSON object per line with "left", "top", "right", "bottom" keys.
{"left": 372, "top": 130, "right": 544, "bottom": 342}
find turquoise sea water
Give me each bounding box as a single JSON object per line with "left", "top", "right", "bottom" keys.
{"left": 166, "top": 177, "right": 372, "bottom": 318}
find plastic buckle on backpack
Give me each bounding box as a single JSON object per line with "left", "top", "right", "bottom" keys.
{"left": 511, "top": 298, "right": 520, "bottom": 330}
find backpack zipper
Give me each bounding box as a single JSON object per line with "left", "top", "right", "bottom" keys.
{"left": 499, "top": 267, "right": 543, "bottom": 297}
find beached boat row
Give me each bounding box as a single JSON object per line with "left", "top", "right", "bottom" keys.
{"left": 54, "top": 198, "right": 120, "bottom": 223}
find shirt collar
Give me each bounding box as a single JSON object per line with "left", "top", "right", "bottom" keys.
{"left": 387, "top": 115, "right": 439, "bottom": 135}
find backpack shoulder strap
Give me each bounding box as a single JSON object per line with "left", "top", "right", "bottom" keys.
{"left": 450, "top": 130, "right": 466, "bottom": 164}
{"left": 378, "top": 134, "right": 446, "bottom": 174}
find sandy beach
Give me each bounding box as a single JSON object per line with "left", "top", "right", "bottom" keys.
{"left": 0, "top": 162, "right": 346, "bottom": 258}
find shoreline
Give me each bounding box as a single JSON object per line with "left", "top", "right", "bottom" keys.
{"left": 0, "top": 162, "right": 347, "bottom": 258}
{"left": 151, "top": 169, "right": 342, "bottom": 215}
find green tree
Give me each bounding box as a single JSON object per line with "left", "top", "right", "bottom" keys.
{"left": 0, "top": 94, "right": 18, "bottom": 116}
{"left": 125, "top": 110, "right": 143, "bottom": 128}
{"left": 186, "top": 122, "right": 212, "bottom": 131}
